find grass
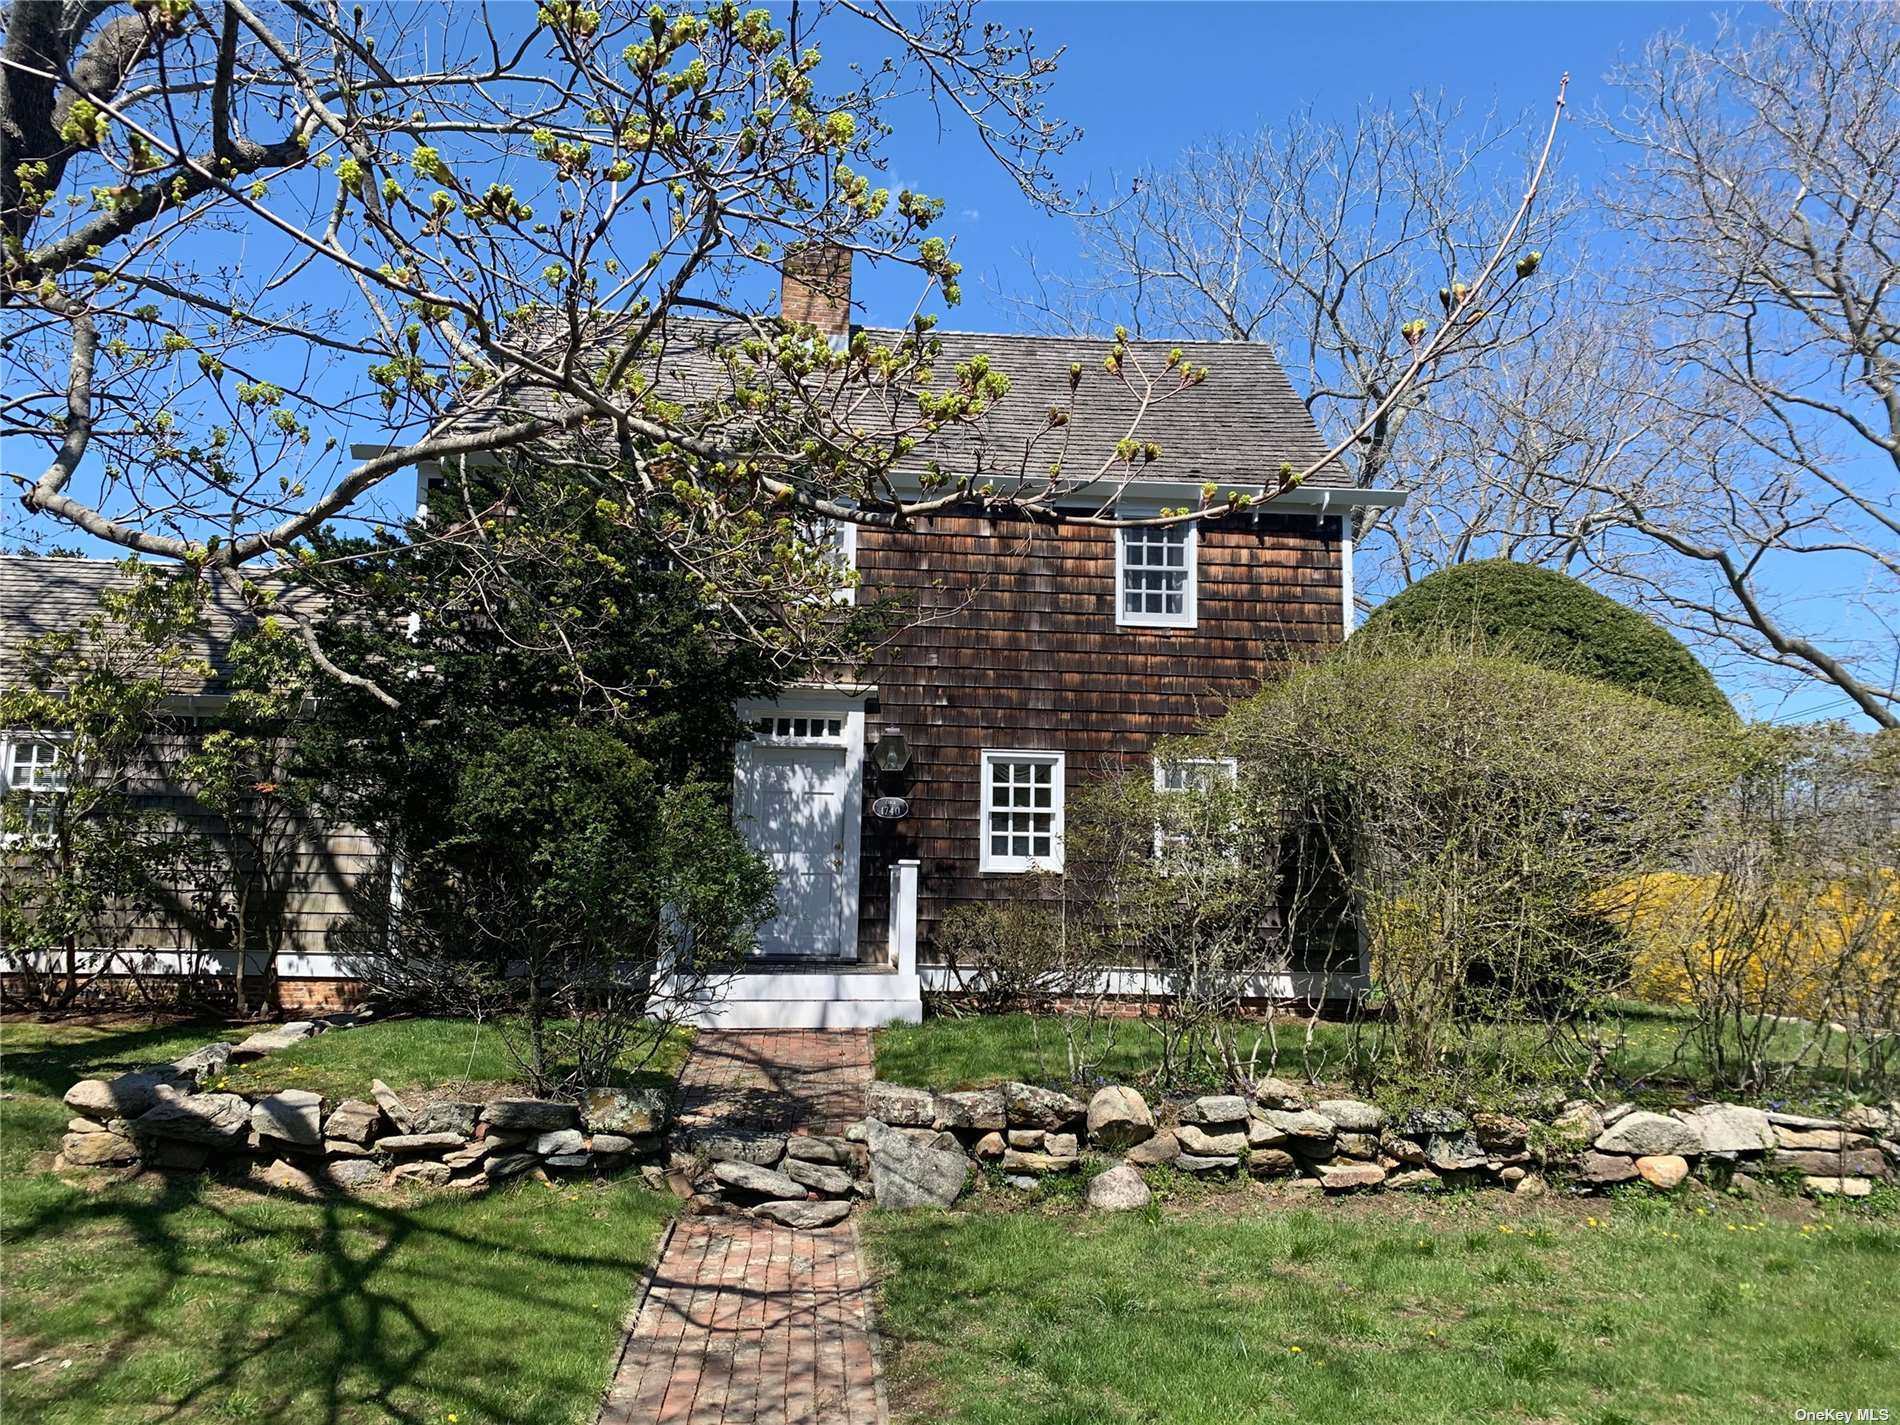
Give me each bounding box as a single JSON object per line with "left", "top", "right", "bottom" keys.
{"left": 216, "top": 1015, "right": 694, "bottom": 1102}
{"left": 863, "top": 1189, "right": 1900, "bottom": 1425}
{"left": 874, "top": 1003, "right": 1876, "bottom": 1109}
{"left": 0, "top": 1016, "right": 678, "bottom": 1425}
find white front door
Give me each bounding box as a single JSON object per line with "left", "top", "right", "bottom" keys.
{"left": 734, "top": 700, "right": 863, "bottom": 960}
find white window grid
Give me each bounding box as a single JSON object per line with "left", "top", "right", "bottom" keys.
{"left": 1116, "top": 524, "right": 1197, "bottom": 628}
{"left": 2, "top": 734, "right": 67, "bottom": 840}
{"left": 980, "top": 749, "right": 1065, "bottom": 873}
{"left": 1153, "top": 755, "right": 1239, "bottom": 858}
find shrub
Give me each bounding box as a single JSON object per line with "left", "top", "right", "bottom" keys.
{"left": 1357, "top": 560, "right": 1733, "bottom": 718}
{"left": 393, "top": 724, "right": 775, "bottom": 1093}
{"left": 1065, "top": 758, "right": 1298, "bottom": 1089}
{"left": 1214, "top": 638, "right": 1741, "bottom": 1094}
{"left": 1618, "top": 870, "right": 1899, "bottom": 1024}
{"left": 934, "top": 894, "right": 1095, "bottom": 1016}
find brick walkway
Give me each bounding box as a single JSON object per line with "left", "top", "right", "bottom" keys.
{"left": 673, "top": 1030, "right": 873, "bottom": 1137}
{"left": 598, "top": 1031, "right": 884, "bottom": 1424}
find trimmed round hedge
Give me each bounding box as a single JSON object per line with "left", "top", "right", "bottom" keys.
{"left": 1357, "top": 560, "right": 1733, "bottom": 718}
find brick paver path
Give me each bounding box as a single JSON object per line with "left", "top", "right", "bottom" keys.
{"left": 673, "top": 1030, "right": 874, "bottom": 1137}
{"left": 598, "top": 1030, "right": 885, "bottom": 1424}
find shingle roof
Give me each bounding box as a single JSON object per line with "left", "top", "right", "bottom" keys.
{"left": 472, "top": 315, "right": 1350, "bottom": 492}
{"left": 0, "top": 556, "right": 283, "bottom": 695}
{"left": 870, "top": 325, "right": 1350, "bottom": 492}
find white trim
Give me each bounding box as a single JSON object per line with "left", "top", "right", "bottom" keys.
{"left": 878, "top": 468, "right": 1408, "bottom": 511}
{"left": 918, "top": 962, "right": 1366, "bottom": 1002}
{"left": 979, "top": 748, "right": 1065, "bottom": 873}
{"left": 1114, "top": 523, "right": 1198, "bottom": 629}
{"left": 350, "top": 442, "right": 1411, "bottom": 521}
{"left": 783, "top": 679, "right": 878, "bottom": 699}
{"left": 1340, "top": 512, "right": 1356, "bottom": 636}
{"left": 1151, "top": 754, "right": 1240, "bottom": 859}
{"left": 829, "top": 518, "right": 858, "bottom": 606}
{"left": 733, "top": 692, "right": 866, "bottom": 961}
{"left": 2, "top": 947, "right": 278, "bottom": 977}
{"left": 887, "top": 859, "right": 920, "bottom": 979}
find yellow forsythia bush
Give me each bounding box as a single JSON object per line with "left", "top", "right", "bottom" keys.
{"left": 1607, "top": 870, "right": 1900, "bottom": 1020}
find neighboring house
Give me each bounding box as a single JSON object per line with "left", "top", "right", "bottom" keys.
{"left": 1, "top": 248, "right": 1403, "bottom": 1022}
{"left": 0, "top": 558, "right": 378, "bottom": 1012}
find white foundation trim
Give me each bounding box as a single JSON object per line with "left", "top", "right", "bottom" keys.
{"left": 918, "top": 964, "right": 1367, "bottom": 1003}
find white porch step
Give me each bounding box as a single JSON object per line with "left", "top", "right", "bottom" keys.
{"left": 684, "top": 995, "right": 923, "bottom": 1030}
{"left": 714, "top": 965, "right": 919, "bottom": 1002}
{"left": 669, "top": 962, "right": 923, "bottom": 1029}
{"left": 667, "top": 858, "right": 925, "bottom": 1030}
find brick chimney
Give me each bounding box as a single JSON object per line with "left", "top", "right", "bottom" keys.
{"left": 779, "top": 242, "right": 853, "bottom": 339}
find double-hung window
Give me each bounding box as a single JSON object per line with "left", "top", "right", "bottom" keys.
{"left": 980, "top": 750, "right": 1064, "bottom": 873}
{"left": 822, "top": 518, "right": 859, "bottom": 605}
{"left": 795, "top": 516, "right": 858, "bottom": 605}
{"left": 2, "top": 735, "right": 66, "bottom": 840}
{"left": 1153, "top": 755, "right": 1239, "bottom": 859}
{"left": 1116, "top": 524, "right": 1197, "bottom": 628}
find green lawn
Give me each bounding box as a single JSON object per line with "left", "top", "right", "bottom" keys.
{"left": 0, "top": 1016, "right": 677, "bottom": 1425}
{"left": 217, "top": 1015, "right": 693, "bottom": 1102}
{"left": 874, "top": 1004, "right": 1870, "bottom": 1108}
{"left": 864, "top": 1190, "right": 1900, "bottom": 1425}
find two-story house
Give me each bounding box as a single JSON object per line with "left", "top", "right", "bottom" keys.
{"left": 693, "top": 250, "right": 1404, "bottom": 1027}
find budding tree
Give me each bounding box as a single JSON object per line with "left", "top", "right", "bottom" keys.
{"left": 3, "top": 1, "right": 1562, "bottom": 707}
{"left": 1026, "top": 90, "right": 1581, "bottom": 592}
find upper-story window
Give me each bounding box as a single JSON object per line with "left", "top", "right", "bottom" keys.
{"left": 1116, "top": 524, "right": 1197, "bottom": 628}
{"left": 980, "top": 749, "right": 1065, "bottom": 873}
{"left": 2, "top": 735, "right": 66, "bottom": 840}
{"left": 820, "top": 518, "right": 859, "bottom": 605}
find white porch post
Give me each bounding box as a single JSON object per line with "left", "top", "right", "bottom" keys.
{"left": 887, "top": 859, "right": 920, "bottom": 979}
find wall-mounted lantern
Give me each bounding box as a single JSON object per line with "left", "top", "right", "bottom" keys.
{"left": 872, "top": 725, "right": 912, "bottom": 775}
{"left": 871, "top": 725, "right": 912, "bottom": 820}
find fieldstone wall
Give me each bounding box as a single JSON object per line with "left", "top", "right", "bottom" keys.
{"left": 830, "top": 1078, "right": 1900, "bottom": 1212}
{"left": 54, "top": 1014, "right": 668, "bottom": 1196}
{"left": 54, "top": 1020, "right": 1898, "bottom": 1219}
{"left": 667, "top": 1124, "right": 867, "bottom": 1227}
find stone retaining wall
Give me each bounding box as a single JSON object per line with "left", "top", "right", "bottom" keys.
{"left": 832, "top": 1078, "right": 1900, "bottom": 1212}
{"left": 54, "top": 1013, "right": 668, "bottom": 1196}
{"left": 55, "top": 1023, "right": 1899, "bottom": 1219}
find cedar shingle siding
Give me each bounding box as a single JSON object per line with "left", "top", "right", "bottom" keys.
{"left": 850, "top": 509, "right": 1345, "bottom": 959}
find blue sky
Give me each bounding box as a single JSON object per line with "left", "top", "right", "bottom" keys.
{"left": 841, "top": 1, "right": 1733, "bottom": 331}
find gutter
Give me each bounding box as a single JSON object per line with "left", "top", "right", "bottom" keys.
{"left": 349, "top": 444, "right": 1410, "bottom": 515}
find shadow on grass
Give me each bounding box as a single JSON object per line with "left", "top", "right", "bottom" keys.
{"left": 0, "top": 1019, "right": 248, "bottom": 1102}
{"left": 4, "top": 1166, "right": 664, "bottom": 1425}
{"left": 1, "top": 1020, "right": 674, "bottom": 1425}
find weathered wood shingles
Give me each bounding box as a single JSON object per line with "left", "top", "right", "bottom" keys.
{"left": 851, "top": 510, "right": 1345, "bottom": 957}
